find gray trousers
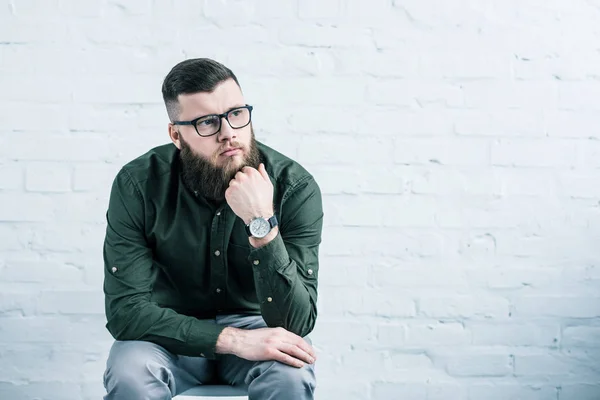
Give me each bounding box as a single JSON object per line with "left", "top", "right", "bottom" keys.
{"left": 103, "top": 314, "right": 316, "bottom": 400}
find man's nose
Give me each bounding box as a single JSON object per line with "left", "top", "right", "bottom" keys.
{"left": 217, "top": 116, "right": 236, "bottom": 141}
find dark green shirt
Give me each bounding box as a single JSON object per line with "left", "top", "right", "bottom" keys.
{"left": 103, "top": 141, "right": 323, "bottom": 359}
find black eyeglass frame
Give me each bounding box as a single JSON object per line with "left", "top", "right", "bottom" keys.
{"left": 172, "top": 104, "right": 254, "bottom": 137}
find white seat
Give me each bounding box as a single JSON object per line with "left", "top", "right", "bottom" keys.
{"left": 173, "top": 385, "right": 248, "bottom": 399}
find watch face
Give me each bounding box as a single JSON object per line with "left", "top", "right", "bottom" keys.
{"left": 249, "top": 218, "right": 270, "bottom": 238}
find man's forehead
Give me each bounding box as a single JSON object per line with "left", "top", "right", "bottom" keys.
{"left": 177, "top": 79, "right": 244, "bottom": 117}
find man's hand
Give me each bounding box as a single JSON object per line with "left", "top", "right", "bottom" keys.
{"left": 215, "top": 326, "right": 316, "bottom": 368}
{"left": 225, "top": 163, "right": 274, "bottom": 225}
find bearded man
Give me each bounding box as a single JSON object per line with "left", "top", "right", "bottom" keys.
{"left": 101, "top": 58, "right": 323, "bottom": 400}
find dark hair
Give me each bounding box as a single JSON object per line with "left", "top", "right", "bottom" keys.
{"left": 161, "top": 58, "right": 241, "bottom": 121}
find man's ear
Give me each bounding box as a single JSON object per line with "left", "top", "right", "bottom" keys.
{"left": 168, "top": 123, "right": 181, "bottom": 150}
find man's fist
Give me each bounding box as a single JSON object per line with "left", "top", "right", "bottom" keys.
{"left": 225, "top": 163, "right": 274, "bottom": 224}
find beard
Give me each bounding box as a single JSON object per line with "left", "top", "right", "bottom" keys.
{"left": 179, "top": 128, "right": 261, "bottom": 202}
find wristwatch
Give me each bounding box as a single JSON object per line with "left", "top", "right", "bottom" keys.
{"left": 245, "top": 215, "right": 278, "bottom": 238}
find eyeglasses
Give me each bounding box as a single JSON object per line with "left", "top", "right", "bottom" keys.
{"left": 172, "top": 105, "right": 253, "bottom": 137}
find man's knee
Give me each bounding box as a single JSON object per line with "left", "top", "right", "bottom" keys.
{"left": 104, "top": 341, "right": 175, "bottom": 399}
{"left": 254, "top": 360, "right": 316, "bottom": 392}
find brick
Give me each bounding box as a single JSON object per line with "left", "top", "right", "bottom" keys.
{"left": 418, "top": 296, "right": 510, "bottom": 319}
{"left": 279, "top": 24, "right": 372, "bottom": 48}
{"left": 73, "top": 163, "right": 120, "bottom": 192}
{"left": 436, "top": 197, "right": 544, "bottom": 229}
{"left": 50, "top": 193, "right": 110, "bottom": 223}
{"left": 331, "top": 47, "right": 420, "bottom": 78}
{"left": 0, "top": 193, "right": 54, "bottom": 222}
{"left": 372, "top": 381, "right": 467, "bottom": 400}
{"left": 298, "top": 0, "right": 341, "bottom": 19}
{"left": 37, "top": 290, "right": 104, "bottom": 315}
{"left": 454, "top": 109, "right": 546, "bottom": 137}
{"left": 497, "top": 168, "right": 558, "bottom": 196}
{"left": 491, "top": 139, "right": 578, "bottom": 167}
{"left": 0, "top": 344, "right": 89, "bottom": 382}
{"left": 465, "top": 266, "right": 563, "bottom": 290}
{"left": 557, "top": 171, "right": 600, "bottom": 199}
{"left": 389, "top": 352, "right": 433, "bottom": 370}
{"left": 203, "top": 0, "right": 254, "bottom": 26}
{"left": 311, "top": 319, "right": 374, "bottom": 347}
{"left": 270, "top": 78, "right": 367, "bottom": 107}
{"left": 367, "top": 80, "right": 464, "bottom": 108}
{"left": 546, "top": 111, "right": 600, "bottom": 139}
{"left": 514, "top": 297, "right": 600, "bottom": 318}
{"left": 0, "top": 382, "right": 81, "bottom": 400}
{"left": 298, "top": 135, "right": 393, "bottom": 165}
{"left": 562, "top": 326, "right": 600, "bottom": 348}
{"left": 0, "top": 133, "right": 114, "bottom": 162}
{"left": 559, "top": 81, "right": 600, "bottom": 110}
{"left": 29, "top": 223, "right": 105, "bottom": 253}
{"left": 0, "top": 316, "right": 113, "bottom": 343}
{"left": 0, "top": 291, "right": 37, "bottom": 316}
{"left": 463, "top": 81, "right": 558, "bottom": 110}
{"left": 371, "top": 382, "right": 426, "bottom": 399}
{"left": 320, "top": 287, "right": 415, "bottom": 318}
{"left": 470, "top": 323, "right": 559, "bottom": 347}
{"left": 468, "top": 383, "right": 558, "bottom": 400}
{"left": 318, "top": 256, "right": 370, "bottom": 287}
{"left": 0, "top": 103, "right": 69, "bottom": 131}
{"left": 442, "top": 353, "right": 513, "bottom": 377}
{"left": 1, "top": 260, "right": 84, "bottom": 283}
{"left": 310, "top": 165, "right": 404, "bottom": 195}
{"left": 376, "top": 324, "right": 407, "bottom": 347}
{"left": 560, "top": 384, "right": 600, "bottom": 400}
{"left": 409, "top": 167, "right": 500, "bottom": 196}
{"left": 25, "top": 162, "right": 72, "bottom": 192}
{"left": 355, "top": 108, "right": 454, "bottom": 137}
{"left": 371, "top": 264, "right": 469, "bottom": 288}
{"left": 514, "top": 353, "right": 588, "bottom": 377}
{"left": 0, "top": 17, "right": 68, "bottom": 43}
{"left": 394, "top": 137, "right": 489, "bottom": 166}
{"left": 0, "top": 162, "right": 24, "bottom": 190}
{"left": 405, "top": 322, "right": 471, "bottom": 347}
{"left": 0, "top": 74, "right": 72, "bottom": 103}
{"left": 419, "top": 42, "right": 511, "bottom": 80}
{"left": 320, "top": 227, "right": 444, "bottom": 258}
{"left": 287, "top": 106, "right": 360, "bottom": 134}
{"left": 71, "top": 75, "right": 162, "bottom": 104}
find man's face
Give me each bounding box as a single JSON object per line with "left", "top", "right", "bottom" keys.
{"left": 168, "top": 78, "right": 261, "bottom": 200}
{"left": 169, "top": 78, "right": 252, "bottom": 173}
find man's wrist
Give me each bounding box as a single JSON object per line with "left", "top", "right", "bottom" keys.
{"left": 249, "top": 226, "right": 278, "bottom": 248}
{"left": 215, "top": 326, "right": 242, "bottom": 355}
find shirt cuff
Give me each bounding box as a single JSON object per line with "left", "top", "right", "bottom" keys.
{"left": 186, "top": 320, "right": 227, "bottom": 360}
{"left": 247, "top": 232, "right": 289, "bottom": 272}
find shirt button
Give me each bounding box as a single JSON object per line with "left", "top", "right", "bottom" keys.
{"left": 267, "top": 297, "right": 273, "bottom": 302}
{"left": 111, "top": 267, "right": 117, "bottom": 273}
{"left": 214, "top": 250, "right": 220, "bottom": 256}
{"left": 253, "top": 260, "right": 260, "bottom": 265}
{"left": 307, "top": 269, "right": 313, "bottom": 275}
{"left": 216, "top": 288, "right": 222, "bottom": 293}
{"left": 216, "top": 211, "right": 221, "bottom": 216}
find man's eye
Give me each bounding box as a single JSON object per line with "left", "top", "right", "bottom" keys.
{"left": 197, "top": 118, "right": 217, "bottom": 126}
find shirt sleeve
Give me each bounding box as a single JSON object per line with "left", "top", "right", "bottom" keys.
{"left": 248, "top": 175, "right": 324, "bottom": 337}
{"left": 103, "top": 169, "right": 225, "bottom": 358}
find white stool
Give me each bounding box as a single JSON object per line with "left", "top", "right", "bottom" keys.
{"left": 173, "top": 385, "right": 248, "bottom": 399}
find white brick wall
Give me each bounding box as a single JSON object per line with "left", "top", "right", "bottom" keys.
{"left": 1, "top": 0, "right": 599, "bottom": 399}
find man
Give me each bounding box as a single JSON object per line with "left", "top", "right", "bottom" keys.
{"left": 102, "top": 58, "right": 323, "bottom": 400}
